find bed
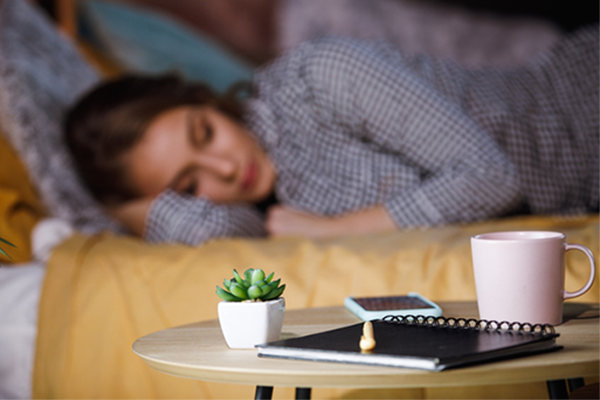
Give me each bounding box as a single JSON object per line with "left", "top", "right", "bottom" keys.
{"left": 0, "top": 0, "right": 598, "bottom": 399}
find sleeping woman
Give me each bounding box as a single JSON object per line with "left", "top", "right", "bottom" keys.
{"left": 64, "top": 26, "right": 599, "bottom": 245}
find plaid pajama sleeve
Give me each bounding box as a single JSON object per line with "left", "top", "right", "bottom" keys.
{"left": 145, "top": 190, "right": 265, "bottom": 245}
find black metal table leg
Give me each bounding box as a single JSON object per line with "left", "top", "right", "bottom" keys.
{"left": 254, "top": 385, "right": 274, "bottom": 400}
{"left": 568, "top": 377, "right": 585, "bottom": 393}
{"left": 547, "top": 379, "right": 569, "bottom": 400}
{"left": 295, "top": 387, "right": 312, "bottom": 399}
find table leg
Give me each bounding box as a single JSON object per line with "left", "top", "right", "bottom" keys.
{"left": 568, "top": 377, "right": 585, "bottom": 393}
{"left": 295, "top": 387, "right": 312, "bottom": 399}
{"left": 254, "top": 385, "right": 273, "bottom": 400}
{"left": 546, "top": 379, "right": 569, "bottom": 400}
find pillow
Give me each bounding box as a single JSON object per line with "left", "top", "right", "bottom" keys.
{"left": 0, "top": 0, "right": 118, "bottom": 234}
{"left": 79, "top": 0, "right": 254, "bottom": 93}
{"left": 0, "top": 130, "right": 46, "bottom": 263}
{"left": 278, "top": 0, "right": 562, "bottom": 68}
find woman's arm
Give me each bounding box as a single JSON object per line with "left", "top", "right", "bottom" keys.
{"left": 266, "top": 205, "right": 395, "bottom": 238}
{"left": 105, "top": 196, "right": 154, "bottom": 237}
{"left": 111, "top": 190, "right": 266, "bottom": 245}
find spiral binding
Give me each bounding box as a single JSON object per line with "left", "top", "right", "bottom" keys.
{"left": 381, "top": 314, "right": 556, "bottom": 335}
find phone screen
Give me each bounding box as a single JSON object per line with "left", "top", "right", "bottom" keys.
{"left": 352, "top": 296, "right": 433, "bottom": 311}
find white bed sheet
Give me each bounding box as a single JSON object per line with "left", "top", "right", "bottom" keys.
{"left": 0, "top": 262, "right": 45, "bottom": 400}
{"left": 0, "top": 218, "right": 72, "bottom": 399}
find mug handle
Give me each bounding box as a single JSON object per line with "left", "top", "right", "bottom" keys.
{"left": 563, "top": 243, "right": 597, "bottom": 299}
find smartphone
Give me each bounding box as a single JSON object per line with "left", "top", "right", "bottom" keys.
{"left": 344, "top": 292, "right": 442, "bottom": 321}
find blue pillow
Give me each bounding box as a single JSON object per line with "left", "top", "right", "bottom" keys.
{"left": 80, "top": 0, "right": 254, "bottom": 93}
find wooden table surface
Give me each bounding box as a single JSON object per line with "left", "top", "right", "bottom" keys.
{"left": 132, "top": 302, "right": 599, "bottom": 389}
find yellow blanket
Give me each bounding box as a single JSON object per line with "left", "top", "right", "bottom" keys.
{"left": 34, "top": 214, "right": 599, "bottom": 399}
{"left": 0, "top": 130, "right": 46, "bottom": 263}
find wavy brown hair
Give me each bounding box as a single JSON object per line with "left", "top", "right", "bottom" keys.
{"left": 65, "top": 74, "right": 248, "bottom": 205}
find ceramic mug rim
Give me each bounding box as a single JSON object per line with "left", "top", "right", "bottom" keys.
{"left": 472, "top": 231, "right": 565, "bottom": 242}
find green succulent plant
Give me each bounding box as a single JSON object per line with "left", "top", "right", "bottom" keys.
{"left": 0, "top": 237, "right": 15, "bottom": 264}
{"left": 216, "top": 268, "right": 286, "bottom": 302}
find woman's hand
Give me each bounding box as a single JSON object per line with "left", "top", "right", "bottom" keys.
{"left": 265, "top": 205, "right": 396, "bottom": 238}
{"left": 104, "top": 197, "right": 155, "bottom": 237}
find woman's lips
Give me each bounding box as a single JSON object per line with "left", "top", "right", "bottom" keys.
{"left": 242, "top": 161, "right": 257, "bottom": 192}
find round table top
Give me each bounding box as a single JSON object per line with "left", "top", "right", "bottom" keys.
{"left": 132, "top": 301, "right": 599, "bottom": 389}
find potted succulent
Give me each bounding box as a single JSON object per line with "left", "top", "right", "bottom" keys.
{"left": 0, "top": 237, "right": 15, "bottom": 265}
{"left": 216, "top": 268, "right": 286, "bottom": 349}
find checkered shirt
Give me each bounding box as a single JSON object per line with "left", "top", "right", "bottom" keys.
{"left": 146, "top": 27, "right": 598, "bottom": 245}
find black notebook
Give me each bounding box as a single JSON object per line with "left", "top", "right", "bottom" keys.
{"left": 256, "top": 315, "right": 561, "bottom": 372}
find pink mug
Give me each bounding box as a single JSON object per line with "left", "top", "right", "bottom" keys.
{"left": 471, "top": 231, "right": 596, "bottom": 325}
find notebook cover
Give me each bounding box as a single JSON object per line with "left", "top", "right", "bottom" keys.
{"left": 256, "top": 320, "right": 560, "bottom": 371}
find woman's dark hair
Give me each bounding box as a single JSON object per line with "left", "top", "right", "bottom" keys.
{"left": 65, "top": 74, "right": 247, "bottom": 205}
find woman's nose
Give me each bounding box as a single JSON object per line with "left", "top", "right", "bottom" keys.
{"left": 199, "top": 154, "right": 236, "bottom": 180}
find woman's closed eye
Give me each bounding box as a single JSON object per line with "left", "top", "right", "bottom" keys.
{"left": 183, "top": 181, "right": 197, "bottom": 196}
{"left": 189, "top": 109, "right": 214, "bottom": 148}
{"left": 202, "top": 119, "right": 214, "bottom": 144}
{"left": 173, "top": 170, "right": 199, "bottom": 197}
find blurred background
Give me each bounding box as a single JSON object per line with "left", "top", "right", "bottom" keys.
{"left": 33, "top": 0, "right": 600, "bottom": 92}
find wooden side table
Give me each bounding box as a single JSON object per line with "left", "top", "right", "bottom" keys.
{"left": 132, "top": 302, "right": 599, "bottom": 400}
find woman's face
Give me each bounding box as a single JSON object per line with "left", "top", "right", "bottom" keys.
{"left": 123, "top": 105, "right": 276, "bottom": 204}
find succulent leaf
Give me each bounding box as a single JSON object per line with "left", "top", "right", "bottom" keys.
{"left": 244, "top": 268, "right": 254, "bottom": 282}
{"left": 268, "top": 279, "right": 281, "bottom": 290}
{"left": 233, "top": 269, "right": 244, "bottom": 285}
{"left": 229, "top": 283, "right": 249, "bottom": 299}
{"left": 265, "top": 272, "right": 274, "bottom": 283}
{"left": 216, "top": 286, "right": 242, "bottom": 301}
{"left": 223, "top": 279, "right": 231, "bottom": 290}
{"left": 251, "top": 268, "right": 265, "bottom": 284}
{"left": 0, "top": 238, "right": 16, "bottom": 247}
{"left": 262, "top": 284, "right": 286, "bottom": 300}
{"left": 260, "top": 284, "right": 273, "bottom": 296}
{"left": 254, "top": 279, "right": 267, "bottom": 288}
{"left": 247, "top": 285, "right": 262, "bottom": 299}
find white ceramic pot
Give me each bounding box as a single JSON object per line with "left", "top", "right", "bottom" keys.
{"left": 218, "top": 297, "right": 285, "bottom": 349}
